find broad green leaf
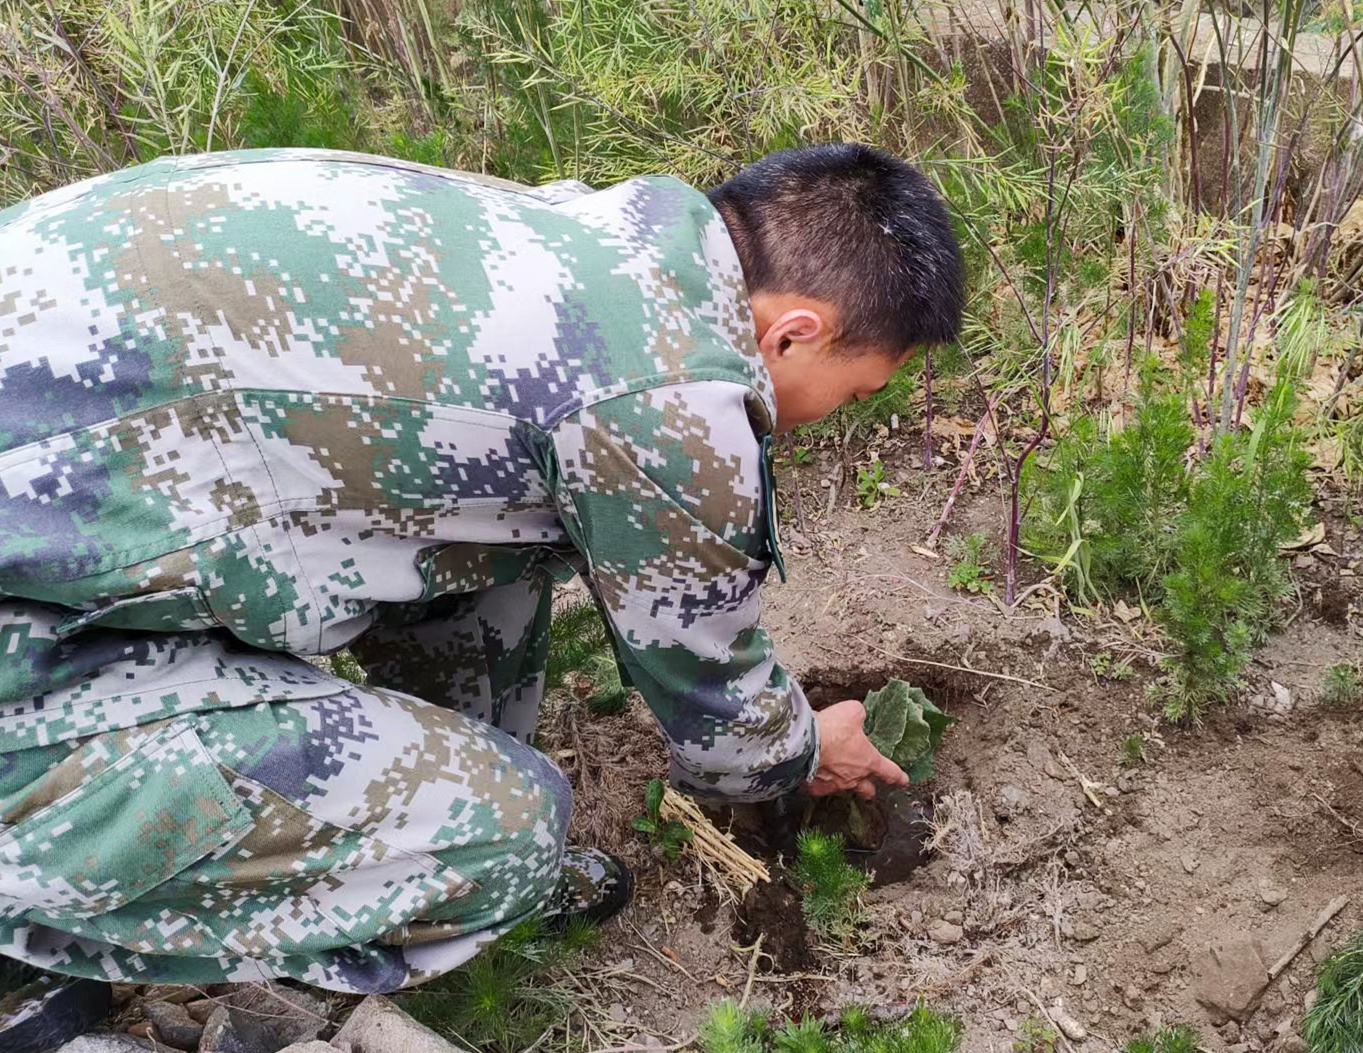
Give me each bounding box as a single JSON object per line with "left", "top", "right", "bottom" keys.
{"left": 861, "top": 679, "right": 956, "bottom": 784}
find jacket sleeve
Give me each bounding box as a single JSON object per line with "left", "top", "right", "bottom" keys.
{"left": 549, "top": 380, "right": 818, "bottom": 801}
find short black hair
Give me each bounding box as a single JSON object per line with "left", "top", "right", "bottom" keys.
{"left": 708, "top": 143, "right": 963, "bottom": 354}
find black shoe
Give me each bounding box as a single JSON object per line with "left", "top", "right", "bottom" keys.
{"left": 548, "top": 847, "right": 634, "bottom": 927}
{"left": 0, "top": 974, "right": 113, "bottom": 1053}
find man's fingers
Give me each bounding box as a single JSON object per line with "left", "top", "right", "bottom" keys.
{"left": 854, "top": 778, "right": 877, "bottom": 800}
{"left": 873, "top": 751, "right": 910, "bottom": 787}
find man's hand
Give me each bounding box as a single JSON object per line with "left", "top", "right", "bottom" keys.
{"left": 806, "top": 699, "right": 910, "bottom": 800}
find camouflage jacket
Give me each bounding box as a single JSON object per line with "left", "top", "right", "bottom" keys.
{"left": 0, "top": 149, "right": 817, "bottom": 800}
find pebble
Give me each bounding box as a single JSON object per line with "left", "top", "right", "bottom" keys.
{"left": 1071, "top": 964, "right": 1088, "bottom": 986}
{"left": 927, "top": 920, "right": 964, "bottom": 945}
{"left": 1258, "top": 884, "right": 1289, "bottom": 907}
{"left": 1181, "top": 855, "right": 1200, "bottom": 874}
{"left": 944, "top": 909, "right": 964, "bottom": 925}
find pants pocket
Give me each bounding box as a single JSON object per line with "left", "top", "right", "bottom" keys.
{"left": 0, "top": 719, "right": 252, "bottom": 919}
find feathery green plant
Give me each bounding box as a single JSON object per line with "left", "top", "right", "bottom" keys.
{"left": 791, "top": 830, "right": 868, "bottom": 943}
{"left": 546, "top": 599, "right": 628, "bottom": 715}
{"left": 946, "top": 532, "right": 995, "bottom": 594}
{"left": 400, "top": 915, "right": 598, "bottom": 1053}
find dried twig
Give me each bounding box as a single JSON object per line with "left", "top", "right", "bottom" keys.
{"left": 864, "top": 640, "right": 1056, "bottom": 692}
{"left": 1056, "top": 750, "right": 1106, "bottom": 808}
{"left": 1268, "top": 895, "right": 1350, "bottom": 979}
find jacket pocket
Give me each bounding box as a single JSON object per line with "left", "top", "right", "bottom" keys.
{"left": 53, "top": 586, "right": 218, "bottom": 640}
{"left": 0, "top": 719, "right": 252, "bottom": 919}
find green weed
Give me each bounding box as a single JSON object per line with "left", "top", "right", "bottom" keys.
{"left": 1013, "top": 1018, "right": 1058, "bottom": 1053}
{"left": 1303, "top": 931, "right": 1363, "bottom": 1053}
{"left": 1321, "top": 664, "right": 1363, "bottom": 708}
{"left": 698, "top": 1000, "right": 962, "bottom": 1053}
{"left": 791, "top": 830, "right": 868, "bottom": 943}
{"left": 1123, "top": 1025, "right": 1201, "bottom": 1053}
{"left": 946, "top": 533, "right": 995, "bottom": 594}
{"left": 400, "top": 915, "right": 598, "bottom": 1053}
{"left": 856, "top": 460, "right": 902, "bottom": 509}
{"left": 1119, "top": 733, "right": 1147, "bottom": 767}
{"left": 1091, "top": 652, "right": 1136, "bottom": 682}
{"left": 327, "top": 650, "right": 367, "bottom": 685}
{"left": 631, "top": 778, "right": 692, "bottom": 860}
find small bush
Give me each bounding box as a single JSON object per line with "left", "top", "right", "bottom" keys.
{"left": 1321, "top": 664, "right": 1363, "bottom": 708}
{"left": 698, "top": 1000, "right": 962, "bottom": 1053}
{"left": 791, "top": 830, "right": 868, "bottom": 943}
{"left": 1303, "top": 931, "right": 1363, "bottom": 1053}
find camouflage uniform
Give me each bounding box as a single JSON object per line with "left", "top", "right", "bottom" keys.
{"left": 0, "top": 149, "right": 817, "bottom": 991}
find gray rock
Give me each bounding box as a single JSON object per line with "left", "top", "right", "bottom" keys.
{"left": 224, "top": 983, "right": 330, "bottom": 1046}
{"left": 275, "top": 1044, "right": 340, "bottom": 1053}
{"left": 1192, "top": 938, "right": 1270, "bottom": 1023}
{"left": 200, "top": 1005, "right": 284, "bottom": 1053}
{"left": 56, "top": 1035, "right": 152, "bottom": 1052}
{"left": 333, "top": 995, "right": 467, "bottom": 1053}
{"left": 144, "top": 1001, "right": 204, "bottom": 1051}
{"left": 1257, "top": 883, "right": 1289, "bottom": 907}
{"left": 927, "top": 920, "right": 964, "bottom": 945}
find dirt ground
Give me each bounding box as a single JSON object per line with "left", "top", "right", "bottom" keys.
{"left": 567, "top": 448, "right": 1363, "bottom": 1053}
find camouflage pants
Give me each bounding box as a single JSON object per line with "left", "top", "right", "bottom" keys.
{"left": 0, "top": 577, "right": 575, "bottom": 993}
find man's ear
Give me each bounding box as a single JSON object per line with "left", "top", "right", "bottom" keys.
{"left": 755, "top": 305, "right": 829, "bottom": 366}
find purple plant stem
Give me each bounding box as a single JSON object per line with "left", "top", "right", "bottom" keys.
{"left": 927, "top": 398, "right": 996, "bottom": 547}
{"left": 922, "top": 347, "right": 935, "bottom": 470}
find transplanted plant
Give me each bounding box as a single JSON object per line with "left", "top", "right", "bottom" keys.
{"left": 862, "top": 680, "right": 955, "bottom": 783}
{"left": 546, "top": 599, "right": 628, "bottom": 715}
{"left": 791, "top": 830, "right": 868, "bottom": 943}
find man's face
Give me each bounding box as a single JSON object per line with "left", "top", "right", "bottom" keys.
{"left": 750, "top": 291, "right": 910, "bottom": 434}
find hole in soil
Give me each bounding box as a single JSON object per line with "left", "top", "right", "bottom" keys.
{"left": 720, "top": 664, "right": 961, "bottom": 887}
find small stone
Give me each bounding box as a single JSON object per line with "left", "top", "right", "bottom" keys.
{"left": 142, "top": 985, "right": 197, "bottom": 1005}
{"left": 54, "top": 1036, "right": 153, "bottom": 1053}
{"left": 1192, "top": 938, "right": 1270, "bottom": 1023}
{"left": 1071, "top": 965, "right": 1088, "bottom": 986}
{"left": 332, "top": 995, "right": 465, "bottom": 1053}
{"left": 186, "top": 999, "right": 218, "bottom": 1025}
{"left": 200, "top": 1006, "right": 279, "bottom": 1053}
{"left": 1050, "top": 1002, "right": 1088, "bottom": 1041}
{"left": 1181, "top": 855, "right": 1199, "bottom": 874}
{"left": 275, "top": 1044, "right": 339, "bottom": 1053}
{"left": 143, "top": 1002, "right": 203, "bottom": 1051}
{"left": 944, "top": 909, "right": 964, "bottom": 925}
{"left": 910, "top": 910, "right": 924, "bottom": 924}
{"left": 1070, "top": 921, "right": 1100, "bottom": 942}
{"left": 927, "top": 920, "right": 964, "bottom": 945}
{"left": 1123, "top": 985, "right": 1144, "bottom": 1011}
{"left": 1281, "top": 1037, "right": 1308, "bottom": 1053}
{"left": 109, "top": 985, "right": 138, "bottom": 1006}
{"left": 1257, "top": 883, "right": 1289, "bottom": 907}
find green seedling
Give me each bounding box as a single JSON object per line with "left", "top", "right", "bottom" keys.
{"left": 1119, "top": 733, "right": 1147, "bottom": 767}
{"left": 791, "top": 829, "right": 868, "bottom": 942}
{"left": 1320, "top": 664, "right": 1363, "bottom": 708}
{"left": 1123, "top": 1025, "right": 1201, "bottom": 1053}
{"left": 946, "top": 532, "right": 995, "bottom": 594}
{"left": 1091, "top": 651, "right": 1135, "bottom": 682}
{"left": 1013, "top": 1018, "right": 1058, "bottom": 1053}
{"left": 632, "top": 778, "right": 692, "bottom": 860}
{"left": 856, "top": 460, "right": 901, "bottom": 509}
